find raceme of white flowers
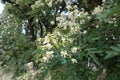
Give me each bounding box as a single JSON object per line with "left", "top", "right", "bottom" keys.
{"left": 92, "top": 6, "right": 104, "bottom": 15}
{"left": 71, "top": 58, "right": 78, "bottom": 63}
{"left": 92, "top": 0, "right": 106, "bottom": 15}
{"left": 31, "top": 0, "right": 62, "bottom": 9}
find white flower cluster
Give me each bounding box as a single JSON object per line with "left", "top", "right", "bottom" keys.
{"left": 71, "top": 58, "right": 78, "bottom": 63}
{"left": 108, "top": 17, "right": 118, "bottom": 27}
{"left": 42, "top": 51, "right": 54, "bottom": 62}
{"left": 50, "top": 21, "right": 55, "bottom": 25}
{"left": 16, "top": 62, "right": 40, "bottom": 80}
{"left": 102, "top": 0, "right": 106, "bottom": 5}
{"left": 15, "top": 0, "right": 23, "bottom": 4}
{"left": 31, "top": 0, "right": 62, "bottom": 9}
{"left": 31, "top": 0, "right": 44, "bottom": 9}
{"left": 46, "top": 51, "right": 54, "bottom": 59}
{"left": 45, "top": 0, "right": 53, "bottom": 7}
{"left": 60, "top": 50, "right": 68, "bottom": 58}
{"left": 56, "top": 4, "right": 89, "bottom": 35}
{"left": 92, "top": 6, "right": 104, "bottom": 14}
{"left": 92, "top": 0, "right": 105, "bottom": 14}
{"left": 71, "top": 47, "right": 78, "bottom": 53}
{"left": 25, "top": 62, "right": 33, "bottom": 70}
{"left": 108, "top": 18, "right": 117, "bottom": 24}
{"left": 37, "top": 2, "right": 84, "bottom": 64}
{"left": 102, "top": 0, "right": 106, "bottom": 3}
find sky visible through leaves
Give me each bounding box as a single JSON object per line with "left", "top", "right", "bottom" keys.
{"left": 0, "top": 2, "right": 4, "bottom": 14}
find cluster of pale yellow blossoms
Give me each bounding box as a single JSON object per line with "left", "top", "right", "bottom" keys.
{"left": 31, "top": 0, "right": 44, "bottom": 9}
{"left": 42, "top": 51, "right": 54, "bottom": 62}
{"left": 108, "top": 18, "right": 117, "bottom": 26}
{"left": 71, "top": 47, "right": 78, "bottom": 53}
{"left": 37, "top": 1, "right": 91, "bottom": 64}
{"left": 71, "top": 58, "right": 78, "bottom": 63}
{"left": 60, "top": 51, "right": 68, "bottom": 58}
{"left": 92, "top": 6, "right": 104, "bottom": 15}
{"left": 56, "top": 4, "right": 89, "bottom": 35}
{"left": 31, "top": 0, "right": 62, "bottom": 9}
{"left": 93, "top": 0, "right": 117, "bottom": 26}
{"left": 17, "top": 62, "right": 40, "bottom": 80}
{"left": 92, "top": 0, "right": 106, "bottom": 15}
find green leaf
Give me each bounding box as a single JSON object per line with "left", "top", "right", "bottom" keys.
{"left": 110, "top": 46, "right": 120, "bottom": 52}
{"left": 104, "top": 51, "right": 119, "bottom": 59}
{"left": 104, "top": 44, "right": 120, "bottom": 59}
{"left": 89, "top": 53, "right": 100, "bottom": 65}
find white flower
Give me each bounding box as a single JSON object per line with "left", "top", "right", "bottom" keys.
{"left": 108, "top": 21, "right": 114, "bottom": 24}
{"left": 52, "top": 38, "right": 58, "bottom": 45}
{"left": 102, "top": 0, "right": 106, "bottom": 3}
{"left": 40, "top": 3, "right": 44, "bottom": 6}
{"left": 68, "top": 12, "right": 74, "bottom": 19}
{"left": 26, "top": 62, "right": 33, "bottom": 70}
{"left": 47, "top": 1, "right": 52, "bottom": 7}
{"left": 61, "top": 38, "right": 66, "bottom": 42}
{"left": 60, "top": 51, "right": 68, "bottom": 58}
{"left": 44, "top": 43, "right": 53, "bottom": 49}
{"left": 42, "top": 57, "right": 48, "bottom": 62}
{"left": 43, "top": 36, "right": 50, "bottom": 44}
{"left": 80, "top": 20, "right": 85, "bottom": 24}
{"left": 87, "top": 16, "right": 91, "bottom": 19}
{"left": 92, "top": 6, "right": 103, "bottom": 14}
{"left": 46, "top": 51, "right": 54, "bottom": 59}
{"left": 37, "top": 38, "right": 41, "bottom": 42}
{"left": 56, "top": 17, "right": 61, "bottom": 21}
{"left": 71, "top": 47, "right": 78, "bottom": 53}
{"left": 67, "top": 38, "right": 73, "bottom": 43}
{"left": 57, "top": 31, "right": 61, "bottom": 36}
{"left": 96, "top": 25, "right": 99, "bottom": 28}
{"left": 71, "top": 58, "right": 77, "bottom": 63}
{"left": 113, "top": 18, "right": 116, "bottom": 21}
{"left": 66, "top": 5, "right": 72, "bottom": 11}
{"left": 83, "top": 30, "right": 87, "bottom": 34}
{"left": 73, "top": 5, "right": 78, "bottom": 9}
{"left": 31, "top": 5, "right": 35, "bottom": 9}
{"left": 51, "top": 21, "right": 55, "bottom": 25}
{"left": 31, "top": 0, "right": 45, "bottom": 9}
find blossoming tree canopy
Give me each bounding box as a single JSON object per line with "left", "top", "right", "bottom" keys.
{"left": 0, "top": 0, "right": 120, "bottom": 80}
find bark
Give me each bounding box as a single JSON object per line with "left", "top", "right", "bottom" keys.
{"left": 97, "top": 72, "right": 107, "bottom": 80}
{"left": 27, "top": 17, "right": 36, "bottom": 41}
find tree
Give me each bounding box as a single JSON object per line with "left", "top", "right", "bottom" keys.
{"left": 0, "top": 0, "right": 120, "bottom": 80}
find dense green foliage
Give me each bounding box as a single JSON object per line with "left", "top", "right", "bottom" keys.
{"left": 0, "top": 0, "right": 120, "bottom": 80}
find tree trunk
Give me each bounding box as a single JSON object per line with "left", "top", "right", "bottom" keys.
{"left": 97, "top": 72, "right": 107, "bottom": 80}
{"left": 27, "top": 17, "right": 36, "bottom": 41}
